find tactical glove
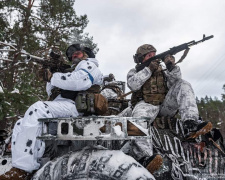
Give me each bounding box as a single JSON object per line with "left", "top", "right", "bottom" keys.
{"left": 38, "top": 68, "right": 52, "bottom": 82}
{"left": 164, "top": 54, "right": 175, "bottom": 71}
{"left": 148, "top": 59, "right": 160, "bottom": 72}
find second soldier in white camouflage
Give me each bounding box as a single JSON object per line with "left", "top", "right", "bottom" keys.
{"left": 119, "top": 44, "right": 213, "bottom": 174}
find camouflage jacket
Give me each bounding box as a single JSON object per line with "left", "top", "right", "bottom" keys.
{"left": 128, "top": 65, "right": 182, "bottom": 106}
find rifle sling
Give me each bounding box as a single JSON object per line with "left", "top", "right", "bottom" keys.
{"left": 81, "top": 69, "right": 94, "bottom": 84}
{"left": 175, "top": 48, "right": 190, "bottom": 65}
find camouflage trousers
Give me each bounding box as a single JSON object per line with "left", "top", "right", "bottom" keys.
{"left": 120, "top": 79, "right": 199, "bottom": 123}
{"left": 119, "top": 79, "right": 199, "bottom": 160}
{"left": 11, "top": 96, "right": 78, "bottom": 172}
{"left": 159, "top": 79, "right": 199, "bottom": 122}
{"left": 120, "top": 139, "right": 153, "bottom": 161}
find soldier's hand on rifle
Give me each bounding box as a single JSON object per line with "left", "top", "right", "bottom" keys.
{"left": 148, "top": 59, "right": 160, "bottom": 72}
{"left": 38, "top": 68, "right": 52, "bottom": 82}
{"left": 164, "top": 54, "right": 175, "bottom": 72}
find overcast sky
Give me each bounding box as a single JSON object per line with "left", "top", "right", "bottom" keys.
{"left": 75, "top": 0, "right": 225, "bottom": 99}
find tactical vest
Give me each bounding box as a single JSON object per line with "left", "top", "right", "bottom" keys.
{"left": 49, "top": 84, "right": 107, "bottom": 115}
{"left": 74, "top": 85, "right": 103, "bottom": 115}
{"left": 49, "top": 85, "right": 101, "bottom": 101}
{"left": 131, "top": 66, "right": 168, "bottom": 106}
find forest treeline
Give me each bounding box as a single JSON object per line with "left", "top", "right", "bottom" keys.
{"left": 0, "top": 0, "right": 97, "bottom": 127}
{"left": 196, "top": 84, "right": 225, "bottom": 137}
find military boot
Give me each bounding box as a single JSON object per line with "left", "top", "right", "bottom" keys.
{"left": 139, "top": 154, "right": 163, "bottom": 174}
{"left": 183, "top": 120, "right": 213, "bottom": 139}
{"left": 205, "top": 128, "right": 225, "bottom": 155}
{"left": 0, "top": 167, "right": 32, "bottom": 180}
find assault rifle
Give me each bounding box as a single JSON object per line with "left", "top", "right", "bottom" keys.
{"left": 135, "top": 34, "right": 214, "bottom": 72}
{"left": 28, "top": 51, "right": 71, "bottom": 74}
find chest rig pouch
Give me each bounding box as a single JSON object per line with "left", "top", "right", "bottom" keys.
{"left": 75, "top": 85, "right": 108, "bottom": 115}
{"left": 142, "top": 69, "right": 168, "bottom": 105}
{"left": 131, "top": 66, "right": 168, "bottom": 106}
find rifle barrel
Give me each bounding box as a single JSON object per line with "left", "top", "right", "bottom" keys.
{"left": 189, "top": 35, "right": 214, "bottom": 47}
{"left": 204, "top": 35, "right": 214, "bottom": 41}
{"left": 135, "top": 34, "right": 214, "bottom": 72}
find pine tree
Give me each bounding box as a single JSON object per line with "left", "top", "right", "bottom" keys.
{"left": 0, "top": 0, "right": 98, "bottom": 125}
{"left": 196, "top": 85, "right": 225, "bottom": 130}
{"left": 222, "top": 84, "right": 225, "bottom": 101}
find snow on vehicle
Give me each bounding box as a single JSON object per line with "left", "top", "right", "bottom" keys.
{"left": 32, "top": 146, "right": 155, "bottom": 180}
{"left": 1, "top": 116, "right": 225, "bottom": 179}
{"left": 37, "top": 116, "right": 150, "bottom": 141}
{"left": 33, "top": 116, "right": 225, "bottom": 180}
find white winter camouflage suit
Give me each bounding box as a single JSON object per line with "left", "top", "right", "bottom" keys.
{"left": 101, "top": 87, "right": 118, "bottom": 99}
{"left": 11, "top": 58, "right": 103, "bottom": 172}
{"left": 120, "top": 65, "right": 199, "bottom": 161}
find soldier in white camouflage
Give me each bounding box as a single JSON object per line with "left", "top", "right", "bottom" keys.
{"left": 119, "top": 44, "right": 213, "bottom": 174}
{"left": 122, "top": 44, "right": 213, "bottom": 137}
{"left": 0, "top": 44, "right": 104, "bottom": 179}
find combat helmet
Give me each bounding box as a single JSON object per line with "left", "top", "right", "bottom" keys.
{"left": 66, "top": 44, "right": 95, "bottom": 61}
{"left": 133, "top": 44, "right": 156, "bottom": 64}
